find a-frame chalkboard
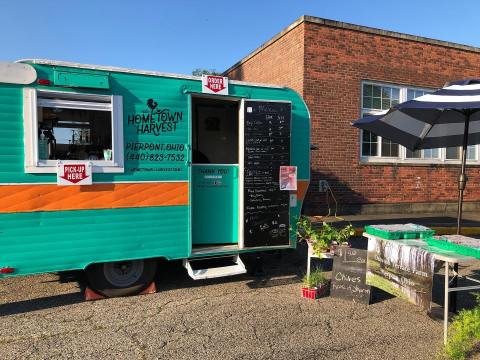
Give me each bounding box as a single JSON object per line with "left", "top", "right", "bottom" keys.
{"left": 242, "top": 100, "right": 291, "bottom": 247}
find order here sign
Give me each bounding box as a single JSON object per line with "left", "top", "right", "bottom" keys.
{"left": 57, "top": 162, "right": 93, "bottom": 186}
{"left": 202, "top": 75, "right": 229, "bottom": 95}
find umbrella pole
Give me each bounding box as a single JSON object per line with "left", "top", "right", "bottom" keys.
{"left": 456, "top": 113, "right": 470, "bottom": 235}
{"left": 451, "top": 112, "right": 470, "bottom": 314}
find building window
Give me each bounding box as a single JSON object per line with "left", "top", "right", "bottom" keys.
{"left": 405, "top": 148, "right": 440, "bottom": 160}
{"left": 363, "top": 83, "right": 400, "bottom": 110}
{"left": 381, "top": 138, "right": 399, "bottom": 157}
{"left": 446, "top": 146, "right": 477, "bottom": 161}
{"left": 360, "top": 81, "right": 480, "bottom": 165}
{"left": 23, "top": 89, "right": 124, "bottom": 173}
{"left": 361, "top": 130, "right": 378, "bottom": 156}
{"left": 407, "top": 89, "right": 429, "bottom": 101}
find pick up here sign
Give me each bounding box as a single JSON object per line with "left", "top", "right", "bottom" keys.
{"left": 57, "top": 162, "right": 93, "bottom": 186}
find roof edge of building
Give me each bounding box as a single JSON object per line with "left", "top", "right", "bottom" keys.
{"left": 223, "top": 15, "right": 480, "bottom": 75}
{"left": 223, "top": 16, "right": 306, "bottom": 75}
{"left": 304, "top": 16, "right": 480, "bottom": 53}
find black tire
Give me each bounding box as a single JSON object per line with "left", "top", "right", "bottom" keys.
{"left": 85, "top": 259, "right": 157, "bottom": 298}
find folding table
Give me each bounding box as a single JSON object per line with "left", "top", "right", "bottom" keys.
{"left": 363, "top": 233, "right": 480, "bottom": 344}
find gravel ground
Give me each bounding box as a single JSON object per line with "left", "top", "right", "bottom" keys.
{"left": 0, "top": 241, "right": 478, "bottom": 360}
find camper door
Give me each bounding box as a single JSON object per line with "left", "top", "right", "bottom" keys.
{"left": 240, "top": 100, "right": 292, "bottom": 248}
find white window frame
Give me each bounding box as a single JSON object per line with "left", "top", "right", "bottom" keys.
{"left": 23, "top": 88, "right": 124, "bottom": 173}
{"left": 359, "top": 81, "right": 480, "bottom": 165}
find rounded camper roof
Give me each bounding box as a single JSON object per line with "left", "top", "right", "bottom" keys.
{"left": 17, "top": 59, "right": 284, "bottom": 90}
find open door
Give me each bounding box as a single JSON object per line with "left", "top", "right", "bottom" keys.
{"left": 240, "top": 100, "right": 292, "bottom": 248}
{"left": 191, "top": 97, "right": 240, "bottom": 246}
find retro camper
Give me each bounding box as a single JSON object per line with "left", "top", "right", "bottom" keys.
{"left": 0, "top": 60, "right": 310, "bottom": 297}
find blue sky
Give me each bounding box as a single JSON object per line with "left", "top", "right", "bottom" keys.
{"left": 1, "top": 0, "right": 478, "bottom": 75}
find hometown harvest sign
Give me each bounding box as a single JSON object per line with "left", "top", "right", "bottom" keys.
{"left": 57, "top": 162, "right": 92, "bottom": 186}
{"left": 202, "top": 75, "right": 229, "bottom": 95}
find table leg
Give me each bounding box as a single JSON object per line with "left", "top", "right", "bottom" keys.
{"left": 307, "top": 248, "right": 311, "bottom": 279}
{"left": 444, "top": 261, "right": 449, "bottom": 345}
{"left": 449, "top": 263, "right": 459, "bottom": 313}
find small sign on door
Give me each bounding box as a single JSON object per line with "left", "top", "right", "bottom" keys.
{"left": 279, "top": 166, "right": 297, "bottom": 190}
{"left": 57, "top": 162, "right": 92, "bottom": 186}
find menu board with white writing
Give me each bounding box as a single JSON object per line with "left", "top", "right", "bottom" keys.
{"left": 243, "top": 101, "right": 291, "bottom": 247}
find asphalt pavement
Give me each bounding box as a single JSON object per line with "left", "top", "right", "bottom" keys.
{"left": 2, "top": 240, "right": 479, "bottom": 360}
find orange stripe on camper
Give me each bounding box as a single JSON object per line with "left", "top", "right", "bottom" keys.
{"left": 295, "top": 180, "right": 309, "bottom": 201}
{"left": 0, "top": 182, "right": 189, "bottom": 214}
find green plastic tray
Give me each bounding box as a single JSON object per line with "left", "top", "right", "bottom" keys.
{"left": 425, "top": 237, "right": 480, "bottom": 259}
{"left": 365, "top": 224, "right": 435, "bottom": 240}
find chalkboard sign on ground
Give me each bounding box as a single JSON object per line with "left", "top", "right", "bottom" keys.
{"left": 330, "top": 247, "right": 371, "bottom": 304}
{"left": 243, "top": 101, "right": 291, "bottom": 247}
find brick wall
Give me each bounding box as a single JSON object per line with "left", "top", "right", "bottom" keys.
{"left": 226, "top": 18, "right": 480, "bottom": 214}
{"left": 226, "top": 23, "right": 305, "bottom": 96}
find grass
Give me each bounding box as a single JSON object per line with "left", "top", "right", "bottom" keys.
{"left": 441, "top": 294, "right": 480, "bottom": 360}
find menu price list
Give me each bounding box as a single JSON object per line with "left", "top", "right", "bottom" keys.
{"left": 243, "top": 101, "right": 291, "bottom": 247}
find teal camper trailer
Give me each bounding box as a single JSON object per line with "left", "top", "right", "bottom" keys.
{"left": 0, "top": 60, "right": 310, "bottom": 297}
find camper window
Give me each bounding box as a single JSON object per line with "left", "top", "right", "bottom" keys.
{"left": 23, "top": 89, "right": 124, "bottom": 173}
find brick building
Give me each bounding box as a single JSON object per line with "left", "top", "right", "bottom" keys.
{"left": 224, "top": 16, "right": 480, "bottom": 215}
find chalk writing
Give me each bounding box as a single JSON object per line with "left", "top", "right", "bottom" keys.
{"left": 243, "top": 101, "right": 291, "bottom": 247}
{"left": 330, "top": 248, "right": 371, "bottom": 304}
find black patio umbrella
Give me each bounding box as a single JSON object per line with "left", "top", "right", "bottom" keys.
{"left": 352, "top": 79, "right": 480, "bottom": 235}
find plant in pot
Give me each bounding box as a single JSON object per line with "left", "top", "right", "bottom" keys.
{"left": 326, "top": 222, "right": 355, "bottom": 254}
{"left": 296, "top": 216, "right": 355, "bottom": 256}
{"left": 301, "top": 268, "right": 328, "bottom": 300}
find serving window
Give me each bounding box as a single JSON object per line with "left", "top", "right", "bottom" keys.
{"left": 24, "top": 89, "right": 124, "bottom": 173}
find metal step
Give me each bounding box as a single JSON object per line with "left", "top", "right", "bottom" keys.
{"left": 183, "top": 254, "right": 246, "bottom": 280}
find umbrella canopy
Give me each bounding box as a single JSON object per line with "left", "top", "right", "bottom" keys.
{"left": 352, "top": 79, "right": 480, "bottom": 235}
{"left": 353, "top": 79, "right": 480, "bottom": 151}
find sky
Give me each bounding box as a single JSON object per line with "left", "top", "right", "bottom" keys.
{"left": 1, "top": 0, "right": 479, "bottom": 75}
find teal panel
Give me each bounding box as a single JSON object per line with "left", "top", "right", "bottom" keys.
{"left": 0, "top": 206, "right": 189, "bottom": 277}
{"left": 54, "top": 70, "right": 110, "bottom": 89}
{"left": 192, "top": 165, "right": 238, "bottom": 244}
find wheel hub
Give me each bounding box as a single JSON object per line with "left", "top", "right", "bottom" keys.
{"left": 103, "top": 260, "right": 144, "bottom": 288}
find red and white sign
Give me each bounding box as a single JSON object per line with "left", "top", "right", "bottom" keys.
{"left": 279, "top": 166, "right": 297, "bottom": 191}
{"left": 202, "top": 75, "right": 229, "bottom": 95}
{"left": 57, "top": 162, "right": 92, "bottom": 186}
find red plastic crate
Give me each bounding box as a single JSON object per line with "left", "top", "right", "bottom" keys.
{"left": 301, "top": 285, "right": 328, "bottom": 300}
{"left": 301, "top": 287, "right": 316, "bottom": 299}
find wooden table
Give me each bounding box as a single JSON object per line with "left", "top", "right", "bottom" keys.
{"left": 363, "top": 233, "right": 480, "bottom": 344}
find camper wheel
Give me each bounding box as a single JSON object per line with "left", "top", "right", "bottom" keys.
{"left": 85, "top": 259, "right": 157, "bottom": 297}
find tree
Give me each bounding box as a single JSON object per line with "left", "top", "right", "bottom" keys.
{"left": 192, "top": 68, "right": 221, "bottom": 76}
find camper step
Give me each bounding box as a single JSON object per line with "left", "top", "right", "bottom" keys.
{"left": 183, "top": 254, "right": 246, "bottom": 280}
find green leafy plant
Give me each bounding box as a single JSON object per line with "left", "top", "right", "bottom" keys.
{"left": 296, "top": 216, "right": 355, "bottom": 256}
{"left": 302, "top": 268, "right": 327, "bottom": 289}
{"left": 442, "top": 293, "right": 480, "bottom": 359}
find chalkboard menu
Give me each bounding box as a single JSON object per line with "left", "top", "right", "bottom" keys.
{"left": 243, "top": 101, "right": 291, "bottom": 247}
{"left": 330, "top": 247, "right": 371, "bottom": 304}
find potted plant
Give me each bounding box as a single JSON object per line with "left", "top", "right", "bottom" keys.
{"left": 301, "top": 268, "right": 328, "bottom": 300}
{"left": 296, "top": 216, "right": 355, "bottom": 257}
